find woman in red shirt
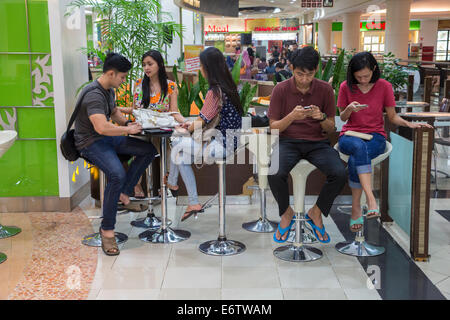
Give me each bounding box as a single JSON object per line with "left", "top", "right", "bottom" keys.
{"left": 337, "top": 51, "right": 432, "bottom": 232}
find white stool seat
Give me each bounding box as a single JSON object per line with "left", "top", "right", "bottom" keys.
{"left": 240, "top": 133, "right": 279, "bottom": 233}
{"left": 0, "top": 130, "right": 17, "bottom": 158}
{"left": 273, "top": 159, "right": 322, "bottom": 262}
{"left": 333, "top": 140, "right": 393, "bottom": 257}
{"left": 290, "top": 160, "right": 317, "bottom": 214}
{"left": 334, "top": 141, "right": 393, "bottom": 166}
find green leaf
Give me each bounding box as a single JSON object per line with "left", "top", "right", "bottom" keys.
{"left": 231, "top": 54, "right": 243, "bottom": 85}
{"left": 332, "top": 49, "right": 345, "bottom": 90}
{"left": 173, "top": 65, "right": 180, "bottom": 88}
{"left": 315, "top": 55, "right": 323, "bottom": 79}
{"left": 322, "top": 58, "right": 334, "bottom": 82}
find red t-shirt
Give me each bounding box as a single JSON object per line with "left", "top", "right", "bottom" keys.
{"left": 267, "top": 77, "right": 336, "bottom": 141}
{"left": 337, "top": 79, "right": 396, "bottom": 138}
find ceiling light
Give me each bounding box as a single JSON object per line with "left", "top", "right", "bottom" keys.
{"left": 273, "top": 8, "right": 281, "bottom": 13}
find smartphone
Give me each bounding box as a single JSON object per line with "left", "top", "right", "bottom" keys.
{"left": 303, "top": 106, "right": 312, "bottom": 110}
{"left": 355, "top": 104, "right": 368, "bottom": 108}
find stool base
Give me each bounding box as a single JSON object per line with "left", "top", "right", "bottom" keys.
{"left": 242, "top": 218, "right": 277, "bottom": 233}
{"left": 82, "top": 232, "right": 128, "bottom": 247}
{"left": 0, "top": 252, "right": 6, "bottom": 264}
{"left": 199, "top": 239, "right": 246, "bottom": 256}
{"left": 139, "top": 227, "right": 190, "bottom": 243}
{"left": 0, "top": 225, "right": 22, "bottom": 239}
{"left": 273, "top": 244, "right": 322, "bottom": 262}
{"left": 335, "top": 240, "right": 385, "bottom": 257}
{"left": 337, "top": 205, "right": 352, "bottom": 215}
{"left": 131, "top": 213, "right": 172, "bottom": 229}
{"left": 287, "top": 225, "right": 318, "bottom": 244}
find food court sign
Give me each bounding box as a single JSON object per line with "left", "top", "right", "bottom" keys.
{"left": 246, "top": 18, "right": 300, "bottom": 32}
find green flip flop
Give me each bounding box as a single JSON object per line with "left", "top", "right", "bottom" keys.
{"left": 350, "top": 216, "right": 364, "bottom": 232}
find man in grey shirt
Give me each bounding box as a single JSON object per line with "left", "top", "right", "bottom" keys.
{"left": 74, "top": 53, "right": 157, "bottom": 256}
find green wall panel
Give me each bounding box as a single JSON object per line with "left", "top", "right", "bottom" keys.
{"left": 0, "top": 140, "right": 59, "bottom": 197}
{"left": 0, "top": 0, "right": 29, "bottom": 52}
{"left": 28, "top": 0, "right": 51, "bottom": 53}
{"left": 0, "top": 54, "right": 32, "bottom": 106}
{"left": 16, "top": 108, "right": 55, "bottom": 139}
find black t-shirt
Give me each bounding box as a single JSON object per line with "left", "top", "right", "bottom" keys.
{"left": 74, "top": 80, "right": 116, "bottom": 150}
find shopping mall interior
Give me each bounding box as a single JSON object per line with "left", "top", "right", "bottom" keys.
{"left": 0, "top": 0, "right": 449, "bottom": 303}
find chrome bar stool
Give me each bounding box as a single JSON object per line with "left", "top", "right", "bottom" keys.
{"left": 199, "top": 148, "right": 246, "bottom": 256}
{"left": 273, "top": 160, "right": 322, "bottom": 262}
{"left": 241, "top": 132, "right": 278, "bottom": 233}
{"left": 0, "top": 130, "right": 19, "bottom": 264}
{"left": 82, "top": 164, "right": 128, "bottom": 247}
{"left": 139, "top": 133, "right": 190, "bottom": 243}
{"left": 334, "top": 142, "right": 393, "bottom": 257}
{"left": 131, "top": 158, "right": 172, "bottom": 230}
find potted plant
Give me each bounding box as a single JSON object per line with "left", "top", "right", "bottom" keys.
{"left": 67, "top": 0, "right": 183, "bottom": 107}
{"left": 378, "top": 52, "right": 410, "bottom": 101}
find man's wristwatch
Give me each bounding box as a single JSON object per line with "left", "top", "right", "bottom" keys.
{"left": 125, "top": 120, "right": 132, "bottom": 126}
{"left": 319, "top": 113, "right": 327, "bottom": 122}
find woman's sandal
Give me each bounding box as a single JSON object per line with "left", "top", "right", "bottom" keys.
{"left": 181, "top": 207, "right": 204, "bottom": 222}
{"left": 99, "top": 227, "right": 120, "bottom": 256}
{"left": 273, "top": 216, "right": 296, "bottom": 243}
{"left": 350, "top": 216, "right": 364, "bottom": 233}
{"left": 366, "top": 209, "right": 381, "bottom": 220}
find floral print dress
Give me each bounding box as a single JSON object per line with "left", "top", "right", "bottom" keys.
{"left": 133, "top": 78, "right": 176, "bottom": 112}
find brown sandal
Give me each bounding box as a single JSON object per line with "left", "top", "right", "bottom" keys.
{"left": 99, "top": 227, "right": 120, "bottom": 256}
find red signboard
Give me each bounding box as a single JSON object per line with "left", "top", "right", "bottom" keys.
{"left": 205, "top": 24, "right": 229, "bottom": 35}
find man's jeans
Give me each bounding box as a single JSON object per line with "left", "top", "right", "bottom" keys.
{"left": 80, "top": 136, "right": 157, "bottom": 230}
{"left": 338, "top": 133, "right": 386, "bottom": 189}
{"left": 268, "top": 138, "right": 347, "bottom": 217}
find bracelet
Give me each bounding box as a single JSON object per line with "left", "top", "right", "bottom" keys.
{"left": 319, "top": 113, "right": 327, "bottom": 122}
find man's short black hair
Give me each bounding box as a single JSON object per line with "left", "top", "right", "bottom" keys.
{"left": 103, "top": 52, "right": 132, "bottom": 73}
{"left": 275, "top": 62, "right": 284, "bottom": 69}
{"left": 290, "top": 46, "right": 320, "bottom": 72}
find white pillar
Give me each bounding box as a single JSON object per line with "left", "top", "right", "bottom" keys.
{"left": 48, "top": 0, "right": 90, "bottom": 198}
{"left": 342, "top": 12, "right": 360, "bottom": 52}
{"left": 419, "top": 19, "right": 438, "bottom": 47}
{"left": 385, "top": 0, "right": 412, "bottom": 60}
{"left": 160, "top": 0, "right": 182, "bottom": 66}
{"left": 318, "top": 19, "right": 332, "bottom": 54}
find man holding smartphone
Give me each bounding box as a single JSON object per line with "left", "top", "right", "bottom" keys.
{"left": 267, "top": 46, "right": 346, "bottom": 243}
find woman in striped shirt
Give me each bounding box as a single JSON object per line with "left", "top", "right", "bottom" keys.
{"left": 167, "top": 47, "right": 243, "bottom": 221}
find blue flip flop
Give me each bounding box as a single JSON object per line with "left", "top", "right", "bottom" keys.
{"left": 273, "top": 216, "right": 296, "bottom": 243}
{"left": 305, "top": 213, "right": 330, "bottom": 244}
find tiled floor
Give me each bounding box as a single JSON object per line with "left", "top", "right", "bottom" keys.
{"left": 81, "top": 194, "right": 383, "bottom": 300}
{"left": 1, "top": 187, "right": 448, "bottom": 300}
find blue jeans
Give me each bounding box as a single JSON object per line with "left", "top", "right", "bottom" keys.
{"left": 80, "top": 136, "right": 157, "bottom": 230}
{"left": 167, "top": 137, "right": 227, "bottom": 206}
{"left": 338, "top": 133, "right": 386, "bottom": 189}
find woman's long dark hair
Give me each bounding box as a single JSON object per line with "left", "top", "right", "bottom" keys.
{"left": 141, "top": 50, "right": 168, "bottom": 108}
{"left": 199, "top": 47, "right": 243, "bottom": 115}
{"left": 347, "top": 51, "right": 381, "bottom": 92}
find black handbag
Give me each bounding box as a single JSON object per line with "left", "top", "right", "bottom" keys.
{"left": 60, "top": 85, "right": 102, "bottom": 161}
